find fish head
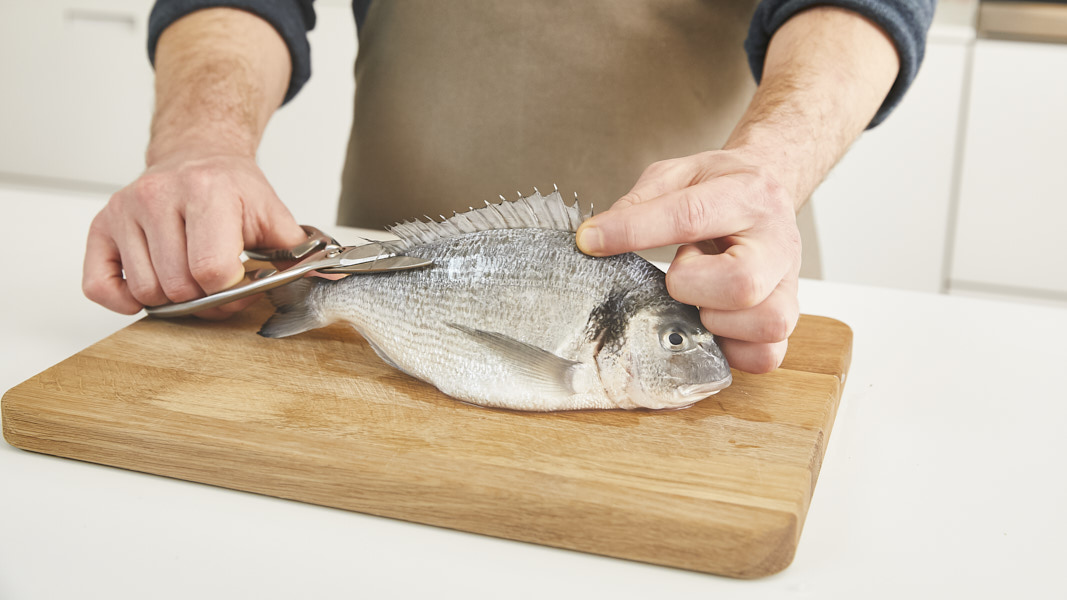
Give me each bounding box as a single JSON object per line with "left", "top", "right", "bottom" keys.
{"left": 598, "top": 302, "right": 732, "bottom": 410}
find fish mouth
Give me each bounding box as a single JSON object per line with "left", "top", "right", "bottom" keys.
{"left": 675, "top": 373, "right": 733, "bottom": 403}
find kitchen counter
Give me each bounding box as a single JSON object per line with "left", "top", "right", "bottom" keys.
{"left": 2, "top": 185, "right": 1065, "bottom": 598}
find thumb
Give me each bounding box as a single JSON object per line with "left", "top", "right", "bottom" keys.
{"left": 575, "top": 214, "right": 618, "bottom": 257}
{"left": 248, "top": 195, "right": 309, "bottom": 252}
{"left": 577, "top": 157, "right": 709, "bottom": 256}
{"left": 577, "top": 187, "right": 702, "bottom": 257}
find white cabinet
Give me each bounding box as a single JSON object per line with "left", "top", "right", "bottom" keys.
{"left": 948, "top": 39, "right": 1067, "bottom": 300}
{"left": 0, "top": 0, "right": 357, "bottom": 232}
{"left": 809, "top": 33, "right": 971, "bottom": 294}
{"left": 0, "top": 0, "right": 154, "bottom": 189}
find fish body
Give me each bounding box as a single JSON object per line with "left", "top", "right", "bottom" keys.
{"left": 260, "top": 190, "right": 731, "bottom": 411}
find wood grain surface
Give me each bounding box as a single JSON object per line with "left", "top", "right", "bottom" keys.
{"left": 2, "top": 303, "right": 851, "bottom": 578}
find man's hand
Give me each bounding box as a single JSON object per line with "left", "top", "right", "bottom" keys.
{"left": 83, "top": 153, "right": 306, "bottom": 318}
{"left": 82, "top": 7, "right": 298, "bottom": 318}
{"left": 578, "top": 6, "right": 900, "bottom": 373}
{"left": 577, "top": 151, "right": 801, "bottom": 373}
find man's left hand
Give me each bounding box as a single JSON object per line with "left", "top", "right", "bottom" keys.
{"left": 576, "top": 150, "right": 802, "bottom": 373}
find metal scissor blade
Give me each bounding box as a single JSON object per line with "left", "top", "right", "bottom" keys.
{"left": 316, "top": 241, "right": 430, "bottom": 273}
{"left": 326, "top": 255, "right": 433, "bottom": 273}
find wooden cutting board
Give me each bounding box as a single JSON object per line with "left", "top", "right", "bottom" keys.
{"left": 2, "top": 303, "right": 851, "bottom": 578}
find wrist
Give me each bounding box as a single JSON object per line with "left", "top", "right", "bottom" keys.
{"left": 147, "top": 67, "right": 266, "bottom": 165}
{"left": 147, "top": 8, "right": 290, "bottom": 167}
{"left": 146, "top": 127, "right": 257, "bottom": 167}
{"left": 721, "top": 6, "right": 901, "bottom": 210}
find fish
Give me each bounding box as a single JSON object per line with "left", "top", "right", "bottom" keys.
{"left": 258, "top": 188, "right": 732, "bottom": 411}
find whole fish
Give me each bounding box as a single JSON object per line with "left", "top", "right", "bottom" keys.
{"left": 259, "top": 189, "right": 731, "bottom": 411}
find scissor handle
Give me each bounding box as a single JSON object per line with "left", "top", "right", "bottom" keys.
{"left": 144, "top": 257, "right": 336, "bottom": 318}
{"left": 147, "top": 225, "right": 335, "bottom": 318}
{"left": 145, "top": 227, "right": 433, "bottom": 318}
{"left": 244, "top": 225, "right": 339, "bottom": 262}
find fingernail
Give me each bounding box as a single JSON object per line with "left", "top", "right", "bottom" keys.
{"left": 576, "top": 224, "right": 604, "bottom": 254}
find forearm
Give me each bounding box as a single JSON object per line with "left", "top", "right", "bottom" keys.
{"left": 725, "top": 6, "right": 901, "bottom": 209}
{"left": 147, "top": 7, "right": 291, "bottom": 164}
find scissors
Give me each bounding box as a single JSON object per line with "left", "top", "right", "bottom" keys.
{"left": 145, "top": 225, "right": 432, "bottom": 318}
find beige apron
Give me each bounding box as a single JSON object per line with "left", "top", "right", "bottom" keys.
{"left": 338, "top": 0, "right": 821, "bottom": 275}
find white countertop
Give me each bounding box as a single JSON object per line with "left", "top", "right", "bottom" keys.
{"left": 2, "top": 185, "right": 1065, "bottom": 598}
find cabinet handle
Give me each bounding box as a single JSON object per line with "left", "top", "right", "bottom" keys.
{"left": 64, "top": 9, "right": 137, "bottom": 30}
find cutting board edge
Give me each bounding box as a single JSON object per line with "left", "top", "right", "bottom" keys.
{"left": 781, "top": 314, "right": 853, "bottom": 380}
{"left": 2, "top": 389, "right": 807, "bottom": 579}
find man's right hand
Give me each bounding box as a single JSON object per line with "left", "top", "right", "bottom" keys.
{"left": 82, "top": 152, "right": 307, "bottom": 319}
{"left": 83, "top": 7, "right": 299, "bottom": 318}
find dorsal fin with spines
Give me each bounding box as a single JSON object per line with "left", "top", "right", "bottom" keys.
{"left": 387, "top": 188, "right": 590, "bottom": 250}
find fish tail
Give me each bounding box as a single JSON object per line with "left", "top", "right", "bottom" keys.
{"left": 257, "top": 278, "right": 327, "bottom": 338}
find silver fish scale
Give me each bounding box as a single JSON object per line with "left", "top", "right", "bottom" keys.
{"left": 312, "top": 228, "right": 670, "bottom": 410}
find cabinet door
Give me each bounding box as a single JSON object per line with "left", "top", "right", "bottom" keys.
{"left": 0, "top": 0, "right": 153, "bottom": 189}
{"left": 949, "top": 39, "right": 1067, "bottom": 299}
{"left": 809, "top": 37, "right": 969, "bottom": 293}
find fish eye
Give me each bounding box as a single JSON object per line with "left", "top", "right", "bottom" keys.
{"left": 660, "top": 328, "right": 691, "bottom": 352}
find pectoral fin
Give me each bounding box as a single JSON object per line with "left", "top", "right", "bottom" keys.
{"left": 447, "top": 323, "right": 580, "bottom": 396}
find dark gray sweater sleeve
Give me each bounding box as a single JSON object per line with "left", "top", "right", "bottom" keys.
{"left": 147, "top": 0, "right": 315, "bottom": 104}
{"left": 745, "top": 0, "right": 937, "bottom": 127}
